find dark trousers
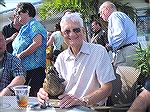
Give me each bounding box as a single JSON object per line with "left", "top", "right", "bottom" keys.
{"left": 25, "top": 67, "right": 46, "bottom": 97}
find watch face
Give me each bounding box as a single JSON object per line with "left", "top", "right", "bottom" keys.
{"left": 144, "top": 80, "right": 150, "bottom": 91}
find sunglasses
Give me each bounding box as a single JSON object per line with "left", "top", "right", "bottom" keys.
{"left": 15, "top": 9, "right": 28, "bottom": 16}
{"left": 63, "top": 28, "right": 81, "bottom": 35}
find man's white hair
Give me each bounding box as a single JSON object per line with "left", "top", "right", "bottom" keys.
{"left": 60, "top": 12, "right": 84, "bottom": 28}
{"left": 99, "top": 1, "right": 116, "bottom": 13}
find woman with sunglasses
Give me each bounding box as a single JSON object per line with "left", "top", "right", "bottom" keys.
{"left": 12, "top": 2, "right": 47, "bottom": 97}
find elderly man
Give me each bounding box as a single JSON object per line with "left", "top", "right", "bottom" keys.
{"left": 0, "top": 32, "right": 25, "bottom": 96}
{"left": 99, "top": 1, "right": 138, "bottom": 68}
{"left": 37, "top": 13, "right": 116, "bottom": 108}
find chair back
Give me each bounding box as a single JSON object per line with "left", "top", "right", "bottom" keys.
{"left": 111, "top": 66, "right": 141, "bottom": 105}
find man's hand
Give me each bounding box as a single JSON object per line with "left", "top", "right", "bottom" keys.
{"left": 16, "top": 53, "right": 25, "bottom": 59}
{"left": 10, "top": 32, "right": 18, "bottom": 41}
{"left": 6, "top": 32, "right": 18, "bottom": 45}
{"left": 58, "top": 94, "right": 85, "bottom": 108}
{"left": 0, "top": 87, "right": 12, "bottom": 96}
{"left": 105, "top": 43, "right": 112, "bottom": 51}
{"left": 37, "top": 88, "right": 49, "bottom": 104}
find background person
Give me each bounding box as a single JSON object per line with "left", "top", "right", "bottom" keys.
{"left": 99, "top": 1, "right": 138, "bottom": 68}
{"left": 91, "top": 20, "right": 108, "bottom": 47}
{"left": 2, "top": 10, "right": 22, "bottom": 54}
{"left": 47, "top": 23, "right": 64, "bottom": 62}
{"left": 0, "top": 32, "right": 26, "bottom": 96}
{"left": 37, "top": 13, "right": 116, "bottom": 108}
{"left": 47, "top": 31, "right": 53, "bottom": 42}
{"left": 99, "top": 1, "right": 139, "bottom": 106}
{"left": 12, "top": 2, "right": 47, "bottom": 97}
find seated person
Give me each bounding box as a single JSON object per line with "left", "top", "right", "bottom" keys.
{"left": 0, "top": 32, "right": 26, "bottom": 96}
{"left": 37, "top": 13, "right": 116, "bottom": 108}
{"left": 128, "top": 79, "right": 150, "bottom": 112}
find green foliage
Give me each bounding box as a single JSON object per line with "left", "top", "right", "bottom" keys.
{"left": 38, "top": 0, "right": 98, "bottom": 20}
{"left": 134, "top": 44, "right": 150, "bottom": 77}
{"left": 113, "top": 1, "right": 137, "bottom": 21}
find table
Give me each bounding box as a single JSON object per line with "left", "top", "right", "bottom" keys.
{"left": 0, "top": 96, "right": 97, "bottom": 112}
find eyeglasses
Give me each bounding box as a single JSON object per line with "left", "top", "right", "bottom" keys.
{"left": 63, "top": 28, "right": 81, "bottom": 35}
{"left": 15, "top": 9, "right": 28, "bottom": 16}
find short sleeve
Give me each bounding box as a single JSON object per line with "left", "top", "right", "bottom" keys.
{"left": 96, "top": 48, "right": 116, "bottom": 85}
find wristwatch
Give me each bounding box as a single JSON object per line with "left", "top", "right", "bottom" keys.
{"left": 7, "top": 86, "right": 15, "bottom": 95}
{"left": 81, "top": 97, "right": 89, "bottom": 107}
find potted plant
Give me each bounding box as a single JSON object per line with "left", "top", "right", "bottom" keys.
{"left": 134, "top": 44, "right": 150, "bottom": 86}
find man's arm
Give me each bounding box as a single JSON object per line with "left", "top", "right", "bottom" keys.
{"left": 47, "top": 36, "right": 54, "bottom": 47}
{"left": 17, "top": 34, "right": 42, "bottom": 59}
{"left": 58, "top": 82, "right": 112, "bottom": 108}
{"left": 0, "top": 76, "right": 25, "bottom": 96}
{"left": 128, "top": 89, "right": 150, "bottom": 112}
{"left": 5, "top": 32, "right": 18, "bottom": 45}
{"left": 81, "top": 82, "right": 112, "bottom": 106}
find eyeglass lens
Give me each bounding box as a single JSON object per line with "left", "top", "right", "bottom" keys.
{"left": 64, "top": 28, "right": 81, "bottom": 35}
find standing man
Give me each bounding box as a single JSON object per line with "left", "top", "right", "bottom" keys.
{"left": 12, "top": 2, "right": 47, "bottom": 96}
{"left": 91, "top": 20, "right": 108, "bottom": 47}
{"left": 0, "top": 32, "right": 26, "bottom": 96}
{"left": 37, "top": 13, "right": 116, "bottom": 108}
{"left": 99, "top": 1, "right": 138, "bottom": 68}
{"left": 2, "top": 11, "right": 22, "bottom": 54}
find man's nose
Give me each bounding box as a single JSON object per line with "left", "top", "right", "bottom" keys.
{"left": 69, "top": 31, "right": 77, "bottom": 37}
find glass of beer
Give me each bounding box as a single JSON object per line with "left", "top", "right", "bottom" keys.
{"left": 13, "top": 85, "right": 31, "bottom": 107}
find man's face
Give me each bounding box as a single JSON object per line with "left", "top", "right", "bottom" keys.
{"left": 0, "top": 33, "right": 6, "bottom": 57}
{"left": 13, "top": 13, "right": 22, "bottom": 26}
{"left": 61, "top": 20, "right": 84, "bottom": 48}
{"left": 15, "top": 8, "right": 29, "bottom": 25}
{"left": 99, "top": 7, "right": 109, "bottom": 21}
{"left": 92, "top": 22, "right": 101, "bottom": 32}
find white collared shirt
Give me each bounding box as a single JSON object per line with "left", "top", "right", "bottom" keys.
{"left": 54, "top": 41, "right": 116, "bottom": 105}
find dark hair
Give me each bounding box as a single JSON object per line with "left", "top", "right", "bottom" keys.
{"left": 92, "top": 20, "right": 102, "bottom": 27}
{"left": 17, "top": 2, "right": 36, "bottom": 18}
{"left": 55, "top": 23, "right": 61, "bottom": 31}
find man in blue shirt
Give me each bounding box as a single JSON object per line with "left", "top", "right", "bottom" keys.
{"left": 99, "top": 1, "right": 139, "bottom": 106}
{"left": 99, "top": 1, "right": 138, "bottom": 68}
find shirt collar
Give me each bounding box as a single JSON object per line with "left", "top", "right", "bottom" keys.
{"left": 22, "top": 18, "right": 35, "bottom": 27}
{"left": 65, "top": 41, "right": 90, "bottom": 61}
